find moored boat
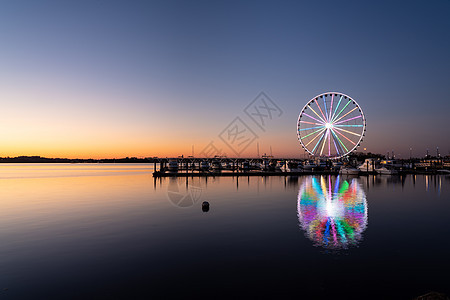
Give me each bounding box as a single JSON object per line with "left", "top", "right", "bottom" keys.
{"left": 437, "top": 169, "right": 450, "bottom": 174}
{"left": 168, "top": 159, "right": 179, "bottom": 172}
{"left": 332, "top": 161, "right": 343, "bottom": 168}
{"left": 339, "top": 166, "right": 360, "bottom": 175}
{"left": 375, "top": 167, "right": 398, "bottom": 175}
{"left": 239, "top": 161, "right": 250, "bottom": 171}
{"left": 303, "top": 160, "right": 318, "bottom": 171}
{"left": 282, "top": 161, "right": 303, "bottom": 172}
{"left": 358, "top": 158, "right": 377, "bottom": 173}
{"left": 211, "top": 160, "right": 222, "bottom": 171}
{"left": 261, "top": 159, "right": 271, "bottom": 171}
{"left": 200, "top": 160, "right": 210, "bottom": 171}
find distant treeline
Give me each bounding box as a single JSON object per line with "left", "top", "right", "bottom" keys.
{"left": 0, "top": 156, "right": 157, "bottom": 163}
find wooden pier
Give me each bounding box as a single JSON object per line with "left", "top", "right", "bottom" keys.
{"left": 151, "top": 157, "right": 450, "bottom": 177}
{"left": 153, "top": 170, "right": 339, "bottom": 177}
{"left": 152, "top": 156, "right": 337, "bottom": 177}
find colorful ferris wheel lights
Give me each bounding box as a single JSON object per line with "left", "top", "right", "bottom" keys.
{"left": 297, "top": 92, "right": 366, "bottom": 158}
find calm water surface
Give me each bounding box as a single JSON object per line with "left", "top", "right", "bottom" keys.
{"left": 0, "top": 164, "right": 449, "bottom": 299}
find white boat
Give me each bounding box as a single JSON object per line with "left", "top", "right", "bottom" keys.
{"left": 303, "top": 161, "right": 318, "bottom": 171}
{"left": 282, "top": 161, "right": 303, "bottom": 172}
{"left": 376, "top": 167, "right": 398, "bottom": 175}
{"left": 168, "top": 159, "right": 179, "bottom": 172}
{"left": 381, "top": 159, "right": 403, "bottom": 168}
{"left": 358, "top": 158, "right": 376, "bottom": 173}
{"left": 437, "top": 169, "right": 450, "bottom": 174}
{"left": 339, "top": 166, "right": 360, "bottom": 175}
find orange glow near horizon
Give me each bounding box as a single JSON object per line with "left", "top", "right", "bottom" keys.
{"left": 0, "top": 140, "right": 191, "bottom": 159}
{"left": 0, "top": 133, "right": 305, "bottom": 159}
{"left": 1, "top": 141, "right": 304, "bottom": 159}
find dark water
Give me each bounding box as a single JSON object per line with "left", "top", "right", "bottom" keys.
{"left": 0, "top": 164, "right": 449, "bottom": 299}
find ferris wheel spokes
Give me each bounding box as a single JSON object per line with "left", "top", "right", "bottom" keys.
{"left": 319, "top": 129, "right": 328, "bottom": 156}
{"left": 298, "top": 92, "right": 366, "bottom": 159}
{"left": 308, "top": 105, "right": 327, "bottom": 124}
{"left": 333, "top": 127, "right": 361, "bottom": 137}
{"left": 322, "top": 97, "right": 328, "bottom": 122}
{"left": 331, "top": 95, "right": 344, "bottom": 122}
{"left": 334, "top": 115, "right": 362, "bottom": 125}
{"left": 333, "top": 106, "right": 358, "bottom": 124}
{"left": 333, "top": 129, "right": 356, "bottom": 145}
{"left": 299, "top": 120, "right": 322, "bottom": 126}
{"left": 315, "top": 98, "right": 328, "bottom": 122}
{"left": 304, "top": 128, "right": 326, "bottom": 147}
{"left": 331, "top": 129, "right": 348, "bottom": 152}
{"left": 328, "top": 94, "right": 334, "bottom": 121}
{"left": 302, "top": 127, "right": 326, "bottom": 141}
{"left": 312, "top": 131, "right": 326, "bottom": 153}
{"left": 303, "top": 112, "right": 325, "bottom": 124}
{"left": 332, "top": 99, "right": 352, "bottom": 123}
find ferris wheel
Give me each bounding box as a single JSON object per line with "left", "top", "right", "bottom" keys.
{"left": 297, "top": 92, "right": 366, "bottom": 159}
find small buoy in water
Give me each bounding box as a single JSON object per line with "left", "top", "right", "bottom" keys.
{"left": 202, "top": 201, "right": 209, "bottom": 212}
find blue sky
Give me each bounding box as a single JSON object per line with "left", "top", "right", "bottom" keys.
{"left": 0, "top": 0, "right": 449, "bottom": 158}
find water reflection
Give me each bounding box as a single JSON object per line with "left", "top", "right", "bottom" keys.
{"left": 355, "top": 173, "right": 450, "bottom": 196}
{"left": 297, "top": 175, "right": 368, "bottom": 250}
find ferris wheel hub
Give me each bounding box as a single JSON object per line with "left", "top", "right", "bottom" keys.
{"left": 325, "top": 122, "right": 333, "bottom": 129}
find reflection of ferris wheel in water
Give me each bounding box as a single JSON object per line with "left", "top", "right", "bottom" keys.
{"left": 297, "top": 92, "right": 366, "bottom": 159}
{"left": 297, "top": 176, "right": 368, "bottom": 250}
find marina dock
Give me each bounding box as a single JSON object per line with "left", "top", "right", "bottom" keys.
{"left": 151, "top": 157, "right": 450, "bottom": 177}
{"left": 153, "top": 170, "right": 339, "bottom": 177}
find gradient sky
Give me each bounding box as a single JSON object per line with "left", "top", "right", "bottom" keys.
{"left": 1, "top": 0, "right": 449, "bottom": 158}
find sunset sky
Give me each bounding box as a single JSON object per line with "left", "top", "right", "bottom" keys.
{"left": 1, "top": 1, "right": 449, "bottom": 159}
